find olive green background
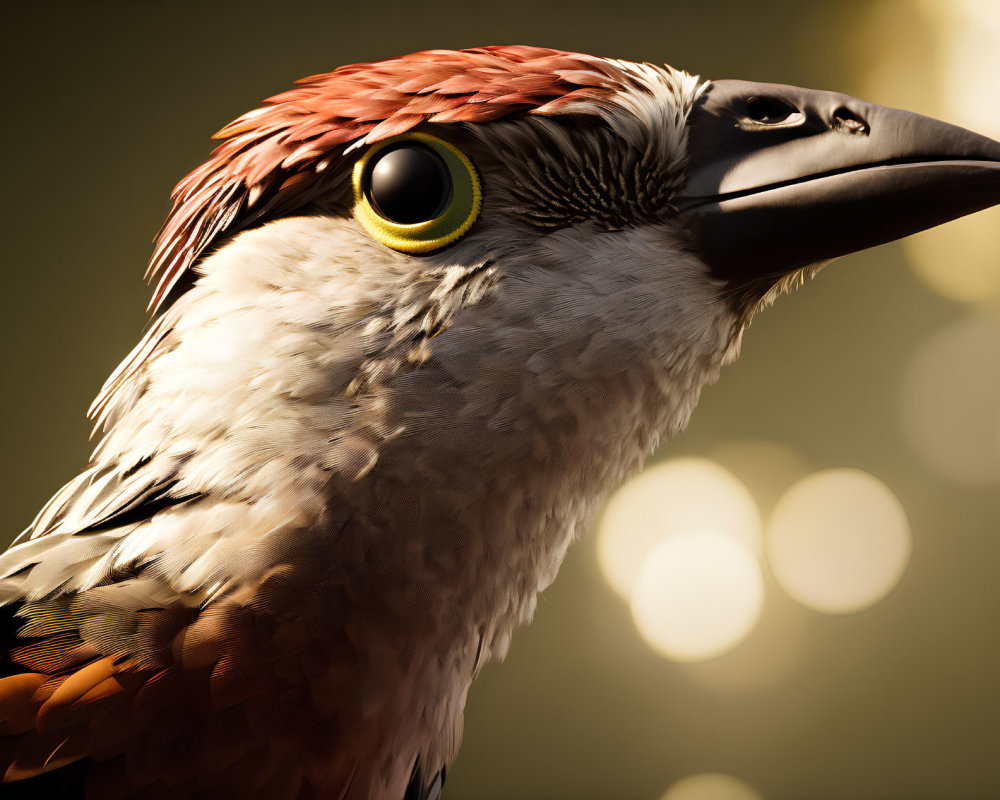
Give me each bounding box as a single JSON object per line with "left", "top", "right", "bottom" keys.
{"left": 2, "top": 2, "right": 998, "bottom": 798}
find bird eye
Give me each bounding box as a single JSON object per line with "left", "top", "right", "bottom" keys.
{"left": 367, "top": 145, "right": 451, "bottom": 224}
{"left": 745, "top": 96, "right": 800, "bottom": 126}
{"left": 353, "top": 133, "right": 481, "bottom": 253}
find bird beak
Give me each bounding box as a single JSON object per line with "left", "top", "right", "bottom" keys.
{"left": 676, "top": 79, "right": 1000, "bottom": 284}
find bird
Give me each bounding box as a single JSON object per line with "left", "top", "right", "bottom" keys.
{"left": 0, "top": 45, "right": 998, "bottom": 800}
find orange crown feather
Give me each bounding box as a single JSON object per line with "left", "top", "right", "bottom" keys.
{"left": 147, "top": 46, "right": 640, "bottom": 311}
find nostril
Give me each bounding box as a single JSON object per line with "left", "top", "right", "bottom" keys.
{"left": 745, "top": 96, "right": 799, "bottom": 125}
{"left": 832, "top": 107, "right": 870, "bottom": 135}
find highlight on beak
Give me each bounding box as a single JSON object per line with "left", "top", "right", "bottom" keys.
{"left": 676, "top": 79, "right": 1000, "bottom": 284}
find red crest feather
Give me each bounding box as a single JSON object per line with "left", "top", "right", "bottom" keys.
{"left": 146, "top": 46, "right": 637, "bottom": 311}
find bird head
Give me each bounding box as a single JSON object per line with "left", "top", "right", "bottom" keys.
{"left": 75, "top": 45, "right": 1000, "bottom": 602}
{"left": 130, "top": 45, "right": 1000, "bottom": 376}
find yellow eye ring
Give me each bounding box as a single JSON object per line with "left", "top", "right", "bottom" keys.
{"left": 352, "top": 133, "right": 482, "bottom": 254}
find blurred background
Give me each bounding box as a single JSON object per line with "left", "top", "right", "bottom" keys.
{"left": 3, "top": 1, "right": 999, "bottom": 797}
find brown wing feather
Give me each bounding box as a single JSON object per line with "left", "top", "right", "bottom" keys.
{"left": 0, "top": 592, "right": 266, "bottom": 798}
{"left": 0, "top": 569, "right": 348, "bottom": 800}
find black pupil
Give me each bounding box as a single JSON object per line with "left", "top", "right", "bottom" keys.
{"left": 367, "top": 144, "right": 452, "bottom": 224}
{"left": 746, "top": 96, "right": 797, "bottom": 124}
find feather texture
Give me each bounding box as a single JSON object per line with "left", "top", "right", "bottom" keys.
{"left": 0, "top": 46, "right": 724, "bottom": 799}
{"left": 146, "top": 46, "right": 639, "bottom": 312}
{"left": 86, "top": 47, "right": 703, "bottom": 419}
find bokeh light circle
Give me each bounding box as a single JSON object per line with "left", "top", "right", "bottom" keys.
{"left": 661, "top": 773, "right": 763, "bottom": 800}
{"left": 630, "top": 530, "right": 764, "bottom": 661}
{"left": 766, "top": 469, "right": 911, "bottom": 614}
{"left": 597, "top": 459, "right": 762, "bottom": 599}
{"left": 900, "top": 316, "right": 1000, "bottom": 485}
{"left": 921, "top": 0, "right": 1000, "bottom": 140}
